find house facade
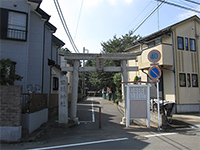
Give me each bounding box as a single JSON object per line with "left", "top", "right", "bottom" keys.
{"left": 126, "top": 15, "right": 200, "bottom": 113}
{"left": 0, "top": 0, "right": 65, "bottom": 101}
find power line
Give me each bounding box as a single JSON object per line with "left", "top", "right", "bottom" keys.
{"left": 131, "top": 0, "right": 165, "bottom": 34}
{"left": 155, "top": 0, "right": 200, "bottom": 13}
{"left": 53, "top": 0, "right": 79, "bottom": 53}
{"left": 179, "top": 0, "right": 193, "bottom": 8}
{"left": 183, "top": 0, "right": 200, "bottom": 5}
{"left": 74, "top": 0, "right": 84, "bottom": 40}
{"left": 55, "top": 0, "right": 79, "bottom": 53}
{"left": 122, "top": 1, "right": 153, "bottom": 33}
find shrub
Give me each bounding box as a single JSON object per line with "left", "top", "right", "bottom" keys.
{"left": 0, "top": 59, "right": 23, "bottom": 85}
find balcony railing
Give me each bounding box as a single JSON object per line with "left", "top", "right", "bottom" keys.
{"left": 7, "top": 28, "right": 26, "bottom": 40}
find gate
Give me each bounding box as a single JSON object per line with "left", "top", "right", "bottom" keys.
{"left": 58, "top": 52, "right": 142, "bottom": 123}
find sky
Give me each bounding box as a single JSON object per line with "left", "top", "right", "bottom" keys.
{"left": 40, "top": 0, "right": 200, "bottom": 53}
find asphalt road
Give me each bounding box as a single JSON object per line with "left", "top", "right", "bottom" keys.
{"left": 1, "top": 97, "right": 200, "bottom": 150}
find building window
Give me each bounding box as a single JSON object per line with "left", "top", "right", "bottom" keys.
{"left": 179, "top": 73, "right": 186, "bottom": 87}
{"left": 53, "top": 77, "right": 59, "bottom": 90}
{"left": 0, "top": 8, "right": 27, "bottom": 41}
{"left": 187, "top": 73, "right": 191, "bottom": 87}
{"left": 192, "top": 74, "right": 198, "bottom": 87}
{"left": 177, "top": 37, "right": 184, "bottom": 50}
{"left": 190, "top": 39, "right": 196, "bottom": 51}
{"left": 147, "top": 38, "right": 162, "bottom": 48}
{"left": 148, "top": 41, "right": 155, "bottom": 48}
{"left": 7, "top": 11, "right": 27, "bottom": 40}
{"left": 185, "top": 37, "right": 188, "bottom": 51}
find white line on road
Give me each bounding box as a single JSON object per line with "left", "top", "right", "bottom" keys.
{"left": 144, "top": 132, "right": 177, "bottom": 138}
{"left": 92, "top": 101, "right": 95, "bottom": 122}
{"left": 27, "top": 138, "right": 129, "bottom": 150}
{"left": 188, "top": 124, "right": 200, "bottom": 128}
{"left": 133, "top": 130, "right": 200, "bottom": 139}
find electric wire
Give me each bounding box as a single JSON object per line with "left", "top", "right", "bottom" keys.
{"left": 179, "top": 0, "right": 193, "bottom": 8}
{"left": 74, "top": 0, "right": 84, "bottom": 40}
{"left": 183, "top": 0, "right": 200, "bottom": 5}
{"left": 55, "top": 0, "right": 79, "bottom": 53}
{"left": 131, "top": 0, "right": 165, "bottom": 34}
{"left": 156, "top": 0, "right": 200, "bottom": 13}
{"left": 53, "top": 0, "right": 79, "bottom": 53}
{"left": 122, "top": 1, "right": 153, "bottom": 34}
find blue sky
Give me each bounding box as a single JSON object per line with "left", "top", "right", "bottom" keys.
{"left": 40, "top": 0, "right": 200, "bottom": 53}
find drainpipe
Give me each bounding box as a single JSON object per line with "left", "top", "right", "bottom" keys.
{"left": 171, "top": 31, "right": 177, "bottom": 113}
{"left": 42, "top": 23, "right": 45, "bottom": 94}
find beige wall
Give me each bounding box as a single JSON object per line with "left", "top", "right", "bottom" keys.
{"left": 139, "top": 43, "right": 173, "bottom": 69}
{"left": 163, "top": 70, "right": 175, "bottom": 102}
{"left": 126, "top": 17, "right": 200, "bottom": 107}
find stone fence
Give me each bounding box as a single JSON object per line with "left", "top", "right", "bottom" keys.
{"left": 0, "top": 85, "right": 22, "bottom": 142}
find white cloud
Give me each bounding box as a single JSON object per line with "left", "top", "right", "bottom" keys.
{"left": 108, "top": 0, "right": 117, "bottom": 5}
{"left": 177, "top": 5, "right": 200, "bottom": 21}
{"left": 124, "top": 0, "right": 133, "bottom": 4}
{"left": 83, "top": 0, "right": 103, "bottom": 8}
{"left": 83, "top": 0, "right": 133, "bottom": 8}
{"left": 108, "top": 0, "right": 133, "bottom": 5}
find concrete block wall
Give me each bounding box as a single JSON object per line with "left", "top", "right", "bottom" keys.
{"left": 0, "top": 85, "right": 22, "bottom": 142}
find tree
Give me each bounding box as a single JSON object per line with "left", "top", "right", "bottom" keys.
{"left": 86, "top": 31, "right": 140, "bottom": 96}
{"left": 113, "top": 73, "right": 122, "bottom": 97}
{"left": 100, "top": 31, "right": 140, "bottom": 94}
{"left": 0, "top": 59, "right": 23, "bottom": 85}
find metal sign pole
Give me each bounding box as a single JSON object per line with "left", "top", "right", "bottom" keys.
{"left": 147, "top": 85, "right": 150, "bottom": 127}
{"left": 148, "top": 49, "right": 162, "bottom": 131}
{"left": 126, "top": 84, "right": 130, "bottom": 127}
{"left": 157, "top": 80, "right": 160, "bottom": 131}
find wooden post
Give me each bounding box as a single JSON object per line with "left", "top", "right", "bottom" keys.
{"left": 99, "top": 107, "right": 101, "bottom": 129}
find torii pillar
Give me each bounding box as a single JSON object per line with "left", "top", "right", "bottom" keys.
{"left": 70, "top": 60, "right": 79, "bottom": 122}
{"left": 121, "top": 60, "right": 128, "bottom": 123}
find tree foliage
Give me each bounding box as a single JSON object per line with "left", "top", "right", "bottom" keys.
{"left": 86, "top": 31, "right": 140, "bottom": 96}
{"left": 0, "top": 59, "right": 23, "bottom": 85}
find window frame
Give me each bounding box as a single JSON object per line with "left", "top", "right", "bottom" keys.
{"left": 187, "top": 73, "right": 191, "bottom": 87}
{"left": 192, "top": 74, "right": 198, "bottom": 87}
{"left": 0, "top": 8, "right": 28, "bottom": 41}
{"left": 147, "top": 38, "right": 162, "bottom": 48}
{"left": 185, "top": 37, "right": 188, "bottom": 51}
{"left": 177, "top": 36, "right": 184, "bottom": 50}
{"left": 53, "top": 77, "right": 59, "bottom": 91}
{"left": 179, "top": 73, "right": 186, "bottom": 87}
{"left": 189, "top": 38, "right": 196, "bottom": 51}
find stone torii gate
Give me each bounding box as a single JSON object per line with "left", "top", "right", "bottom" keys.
{"left": 58, "top": 51, "right": 142, "bottom": 123}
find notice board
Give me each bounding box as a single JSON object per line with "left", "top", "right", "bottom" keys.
{"left": 126, "top": 84, "right": 150, "bottom": 127}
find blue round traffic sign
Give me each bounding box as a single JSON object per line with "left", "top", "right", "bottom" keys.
{"left": 148, "top": 66, "right": 161, "bottom": 80}
{"left": 148, "top": 50, "right": 161, "bottom": 63}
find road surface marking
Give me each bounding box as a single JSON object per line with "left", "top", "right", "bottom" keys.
{"left": 133, "top": 130, "right": 200, "bottom": 139}
{"left": 188, "top": 124, "right": 200, "bottom": 128}
{"left": 27, "top": 138, "right": 128, "bottom": 150}
{"left": 144, "top": 132, "right": 177, "bottom": 138}
{"left": 92, "top": 102, "right": 95, "bottom": 122}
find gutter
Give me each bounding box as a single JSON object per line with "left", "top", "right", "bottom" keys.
{"left": 171, "top": 30, "right": 177, "bottom": 113}
{"left": 42, "top": 23, "right": 45, "bottom": 93}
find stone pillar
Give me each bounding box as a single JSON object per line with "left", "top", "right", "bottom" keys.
{"left": 59, "top": 74, "right": 68, "bottom": 124}
{"left": 70, "top": 60, "right": 79, "bottom": 122}
{"left": 121, "top": 60, "right": 128, "bottom": 123}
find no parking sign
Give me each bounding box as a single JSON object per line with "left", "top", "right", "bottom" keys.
{"left": 148, "top": 50, "right": 162, "bottom": 80}
{"left": 148, "top": 66, "right": 162, "bottom": 80}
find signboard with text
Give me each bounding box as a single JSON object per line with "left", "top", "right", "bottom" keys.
{"left": 126, "top": 84, "right": 150, "bottom": 128}
{"left": 96, "top": 57, "right": 104, "bottom": 71}
{"left": 148, "top": 50, "right": 161, "bottom": 63}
